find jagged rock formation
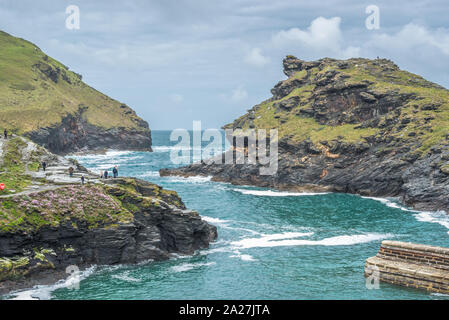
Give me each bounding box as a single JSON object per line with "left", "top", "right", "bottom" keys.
{"left": 0, "top": 137, "right": 216, "bottom": 294}
{"left": 161, "top": 55, "right": 449, "bottom": 212}
{"left": 365, "top": 241, "right": 449, "bottom": 294}
{"left": 0, "top": 30, "right": 152, "bottom": 154}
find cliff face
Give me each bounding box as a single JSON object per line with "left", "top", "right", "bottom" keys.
{"left": 161, "top": 56, "right": 449, "bottom": 212}
{"left": 0, "top": 30, "right": 152, "bottom": 154}
{"left": 27, "top": 105, "right": 152, "bottom": 154}
{"left": 0, "top": 137, "right": 216, "bottom": 294}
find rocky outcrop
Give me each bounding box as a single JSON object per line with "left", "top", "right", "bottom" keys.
{"left": 0, "top": 178, "right": 217, "bottom": 294}
{"left": 26, "top": 106, "right": 152, "bottom": 155}
{"left": 0, "top": 30, "right": 152, "bottom": 155}
{"left": 0, "top": 138, "right": 216, "bottom": 295}
{"left": 161, "top": 56, "right": 449, "bottom": 213}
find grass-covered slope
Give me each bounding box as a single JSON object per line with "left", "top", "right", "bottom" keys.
{"left": 0, "top": 137, "right": 216, "bottom": 288}
{"left": 163, "top": 55, "right": 449, "bottom": 212}
{"left": 226, "top": 56, "right": 449, "bottom": 156}
{"left": 0, "top": 30, "right": 151, "bottom": 153}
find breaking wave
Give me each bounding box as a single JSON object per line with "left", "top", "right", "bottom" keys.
{"left": 233, "top": 189, "right": 328, "bottom": 197}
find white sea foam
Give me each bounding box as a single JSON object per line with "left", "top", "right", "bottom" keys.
{"left": 198, "top": 246, "right": 234, "bottom": 255}
{"left": 230, "top": 251, "right": 257, "bottom": 261}
{"left": 168, "top": 175, "right": 212, "bottom": 183}
{"left": 414, "top": 211, "right": 449, "bottom": 234}
{"left": 231, "top": 232, "right": 392, "bottom": 249}
{"left": 360, "top": 197, "right": 449, "bottom": 234}
{"left": 6, "top": 266, "right": 97, "bottom": 300}
{"left": 201, "top": 216, "right": 229, "bottom": 224}
{"left": 233, "top": 189, "right": 328, "bottom": 197}
{"left": 71, "top": 150, "right": 133, "bottom": 160}
{"left": 111, "top": 271, "right": 141, "bottom": 283}
{"left": 105, "top": 150, "right": 135, "bottom": 157}
{"left": 137, "top": 171, "right": 160, "bottom": 178}
{"left": 431, "top": 292, "right": 449, "bottom": 298}
{"left": 153, "top": 146, "right": 204, "bottom": 152}
{"left": 361, "top": 196, "right": 414, "bottom": 211}
{"left": 171, "top": 262, "right": 216, "bottom": 272}
{"left": 220, "top": 225, "right": 262, "bottom": 235}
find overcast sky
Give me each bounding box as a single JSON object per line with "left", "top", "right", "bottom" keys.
{"left": 1, "top": 0, "right": 448, "bottom": 129}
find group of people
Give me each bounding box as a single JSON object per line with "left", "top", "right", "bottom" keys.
{"left": 38, "top": 161, "right": 118, "bottom": 185}
{"left": 100, "top": 166, "right": 119, "bottom": 179}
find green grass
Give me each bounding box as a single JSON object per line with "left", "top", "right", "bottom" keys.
{"left": 226, "top": 56, "right": 449, "bottom": 155}
{"left": 0, "top": 30, "right": 147, "bottom": 134}
{"left": 0, "top": 137, "right": 32, "bottom": 194}
{"left": 0, "top": 184, "right": 135, "bottom": 233}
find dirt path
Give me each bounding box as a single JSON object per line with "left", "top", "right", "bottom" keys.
{"left": 0, "top": 137, "right": 101, "bottom": 199}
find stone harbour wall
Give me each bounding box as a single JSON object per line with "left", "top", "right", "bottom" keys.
{"left": 365, "top": 241, "right": 449, "bottom": 294}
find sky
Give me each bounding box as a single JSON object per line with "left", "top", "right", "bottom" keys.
{"left": 1, "top": 0, "right": 449, "bottom": 129}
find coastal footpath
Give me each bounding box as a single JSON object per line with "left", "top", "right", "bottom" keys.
{"left": 0, "top": 137, "right": 217, "bottom": 295}
{"left": 161, "top": 55, "right": 449, "bottom": 213}
{"left": 366, "top": 241, "right": 449, "bottom": 294}
{"left": 0, "top": 30, "right": 152, "bottom": 154}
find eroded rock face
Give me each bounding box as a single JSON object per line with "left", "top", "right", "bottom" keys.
{"left": 161, "top": 56, "right": 449, "bottom": 213}
{"left": 0, "top": 178, "right": 217, "bottom": 294}
{"left": 26, "top": 106, "right": 152, "bottom": 155}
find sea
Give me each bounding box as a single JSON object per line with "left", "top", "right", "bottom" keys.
{"left": 4, "top": 130, "right": 449, "bottom": 300}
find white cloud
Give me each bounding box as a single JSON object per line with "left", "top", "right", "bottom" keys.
{"left": 274, "top": 17, "right": 342, "bottom": 49}
{"left": 245, "top": 48, "right": 270, "bottom": 67}
{"left": 231, "top": 86, "right": 248, "bottom": 102}
{"left": 368, "top": 23, "right": 449, "bottom": 56}
{"left": 272, "top": 16, "right": 360, "bottom": 59}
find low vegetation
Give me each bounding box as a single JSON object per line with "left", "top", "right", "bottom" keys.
{"left": 0, "top": 30, "right": 145, "bottom": 135}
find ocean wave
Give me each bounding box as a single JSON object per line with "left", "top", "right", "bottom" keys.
{"left": 360, "top": 197, "right": 449, "bottom": 234}
{"left": 233, "top": 189, "right": 328, "bottom": 197}
{"left": 171, "top": 262, "right": 216, "bottom": 273}
{"left": 231, "top": 232, "right": 392, "bottom": 249}
{"left": 111, "top": 271, "right": 141, "bottom": 283}
{"left": 152, "top": 146, "right": 204, "bottom": 152}
{"left": 5, "top": 266, "right": 97, "bottom": 300}
{"left": 414, "top": 211, "right": 449, "bottom": 234}
{"left": 201, "top": 216, "right": 229, "bottom": 224}
{"left": 230, "top": 251, "right": 257, "bottom": 261}
{"left": 137, "top": 171, "right": 160, "bottom": 178}
{"left": 70, "top": 150, "right": 134, "bottom": 160}
{"left": 219, "top": 225, "right": 262, "bottom": 235}
{"left": 167, "top": 175, "right": 212, "bottom": 183}
{"left": 361, "top": 196, "right": 414, "bottom": 211}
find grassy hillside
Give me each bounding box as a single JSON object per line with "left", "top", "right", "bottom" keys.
{"left": 226, "top": 56, "right": 449, "bottom": 156}
{"left": 0, "top": 30, "right": 146, "bottom": 134}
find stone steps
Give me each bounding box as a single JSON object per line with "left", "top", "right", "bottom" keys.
{"left": 365, "top": 241, "right": 449, "bottom": 294}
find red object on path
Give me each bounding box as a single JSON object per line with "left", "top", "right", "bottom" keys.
{"left": 0, "top": 183, "right": 5, "bottom": 191}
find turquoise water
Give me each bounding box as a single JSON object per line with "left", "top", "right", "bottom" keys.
{"left": 10, "top": 131, "right": 449, "bottom": 300}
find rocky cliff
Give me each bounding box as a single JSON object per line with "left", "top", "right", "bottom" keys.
{"left": 161, "top": 56, "right": 449, "bottom": 213}
{"left": 0, "top": 137, "right": 216, "bottom": 294}
{"left": 0, "top": 30, "right": 152, "bottom": 154}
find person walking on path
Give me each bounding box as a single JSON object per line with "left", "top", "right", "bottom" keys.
{"left": 104, "top": 170, "right": 108, "bottom": 179}
{"left": 3, "top": 129, "right": 7, "bottom": 139}
{"left": 69, "top": 167, "right": 74, "bottom": 177}
{"left": 42, "top": 161, "right": 47, "bottom": 172}
{"left": 81, "top": 175, "right": 85, "bottom": 185}
{"left": 100, "top": 170, "right": 103, "bottom": 179}
{"left": 113, "top": 166, "right": 118, "bottom": 178}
